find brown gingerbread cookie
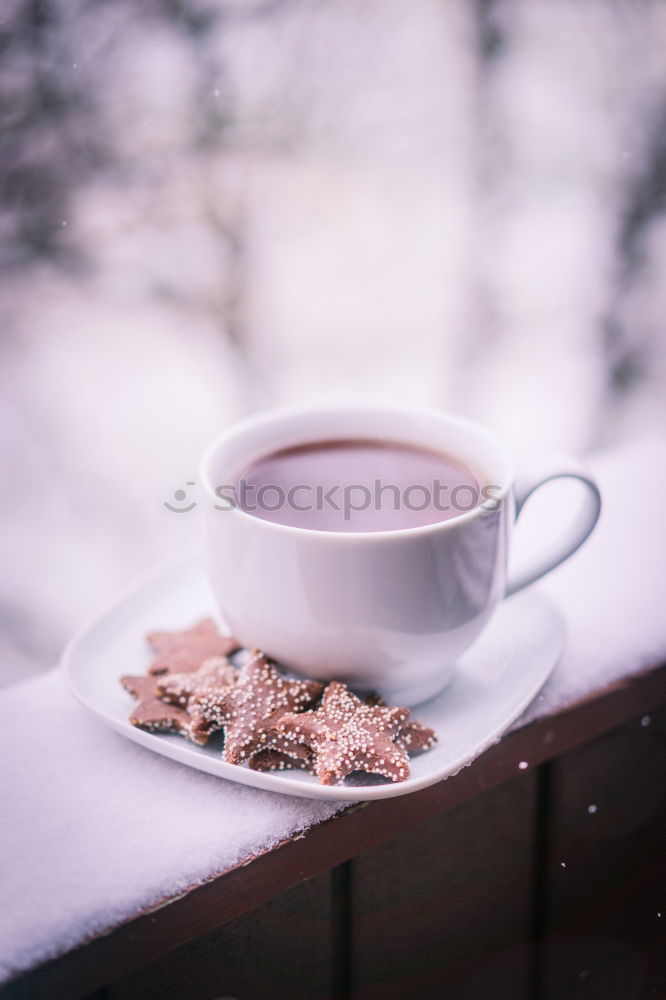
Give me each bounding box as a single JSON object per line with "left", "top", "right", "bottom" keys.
{"left": 189, "top": 651, "right": 323, "bottom": 761}
{"left": 396, "top": 719, "right": 437, "bottom": 755}
{"left": 365, "top": 693, "right": 437, "bottom": 755}
{"left": 121, "top": 675, "right": 192, "bottom": 736}
{"left": 155, "top": 656, "right": 238, "bottom": 708}
{"left": 146, "top": 618, "right": 240, "bottom": 676}
{"left": 273, "top": 681, "right": 411, "bottom": 785}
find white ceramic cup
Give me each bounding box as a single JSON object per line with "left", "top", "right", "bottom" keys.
{"left": 199, "top": 405, "right": 600, "bottom": 705}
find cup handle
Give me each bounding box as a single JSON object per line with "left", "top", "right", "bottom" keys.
{"left": 505, "top": 454, "right": 601, "bottom": 597}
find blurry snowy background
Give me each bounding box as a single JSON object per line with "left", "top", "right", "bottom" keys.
{"left": 1, "top": 0, "right": 665, "bottom": 687}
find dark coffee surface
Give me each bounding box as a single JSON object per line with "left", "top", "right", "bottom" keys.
{"left": 231, "top": 438, "right": 481, "bottom": 532}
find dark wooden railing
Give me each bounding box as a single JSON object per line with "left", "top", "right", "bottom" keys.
{"left": 3, "top": 664, "right": 665, "bottom": 1000}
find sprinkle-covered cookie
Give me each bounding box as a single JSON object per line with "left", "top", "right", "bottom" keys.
{"left": 274, "top": 681, "right": 411, "bottom": 785}
{"left": 156, "top": 656, "right": 238, "bottom": 708}
{"left": 121, "top": 675, "right": 192, "bottom": 736}
{"left": 396, "top": 719, "right": 437, "bottom": 755}
{"left": 365, "top": 693, "right": 437, "bottom": 755}
{"left": 146, "top": 618, "right": 240, "bottom": 676}
{"left": 252, "top": 695, "right": 435, "bottom": 775}
{"left": 189, "top": 651, "right": 323, "bottom": 762}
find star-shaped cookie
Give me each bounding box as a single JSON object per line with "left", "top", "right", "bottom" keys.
{"left": 273, "top": 681, "right": 411, "bottom": 785}
{"left": 365, "top": 693, "right": 437, "bottom": 755}
{"left": 188, "top": 651, "right": 323, "bottom": 762}
{"left": 121, "top": 675, "right": 192, "bottom": 736}
{"left": 155, "top": 656, "right": 238, "bottom": 708}
{"left": 253, "top": 701, "right": 436, "bottom": 776}
{"left": 146, "top": 618, "right": 240, "bottom": 675}
{"left": 396, "top": 719, "right": 437, "bottom": 755}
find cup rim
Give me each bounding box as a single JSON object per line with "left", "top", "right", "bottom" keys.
{"left": 199, "top": 403, "right": 515, "bottom": 541}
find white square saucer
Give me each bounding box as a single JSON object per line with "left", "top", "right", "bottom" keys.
{"left": 62, "top": 551, "right": 565, "bottom": 802}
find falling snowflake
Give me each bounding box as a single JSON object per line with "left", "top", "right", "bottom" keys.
{"left": 518, "top": 760, "right": 528, "bottom": 770}
{"left": 587, "top": 804, "right": 597, "bottom": 814}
